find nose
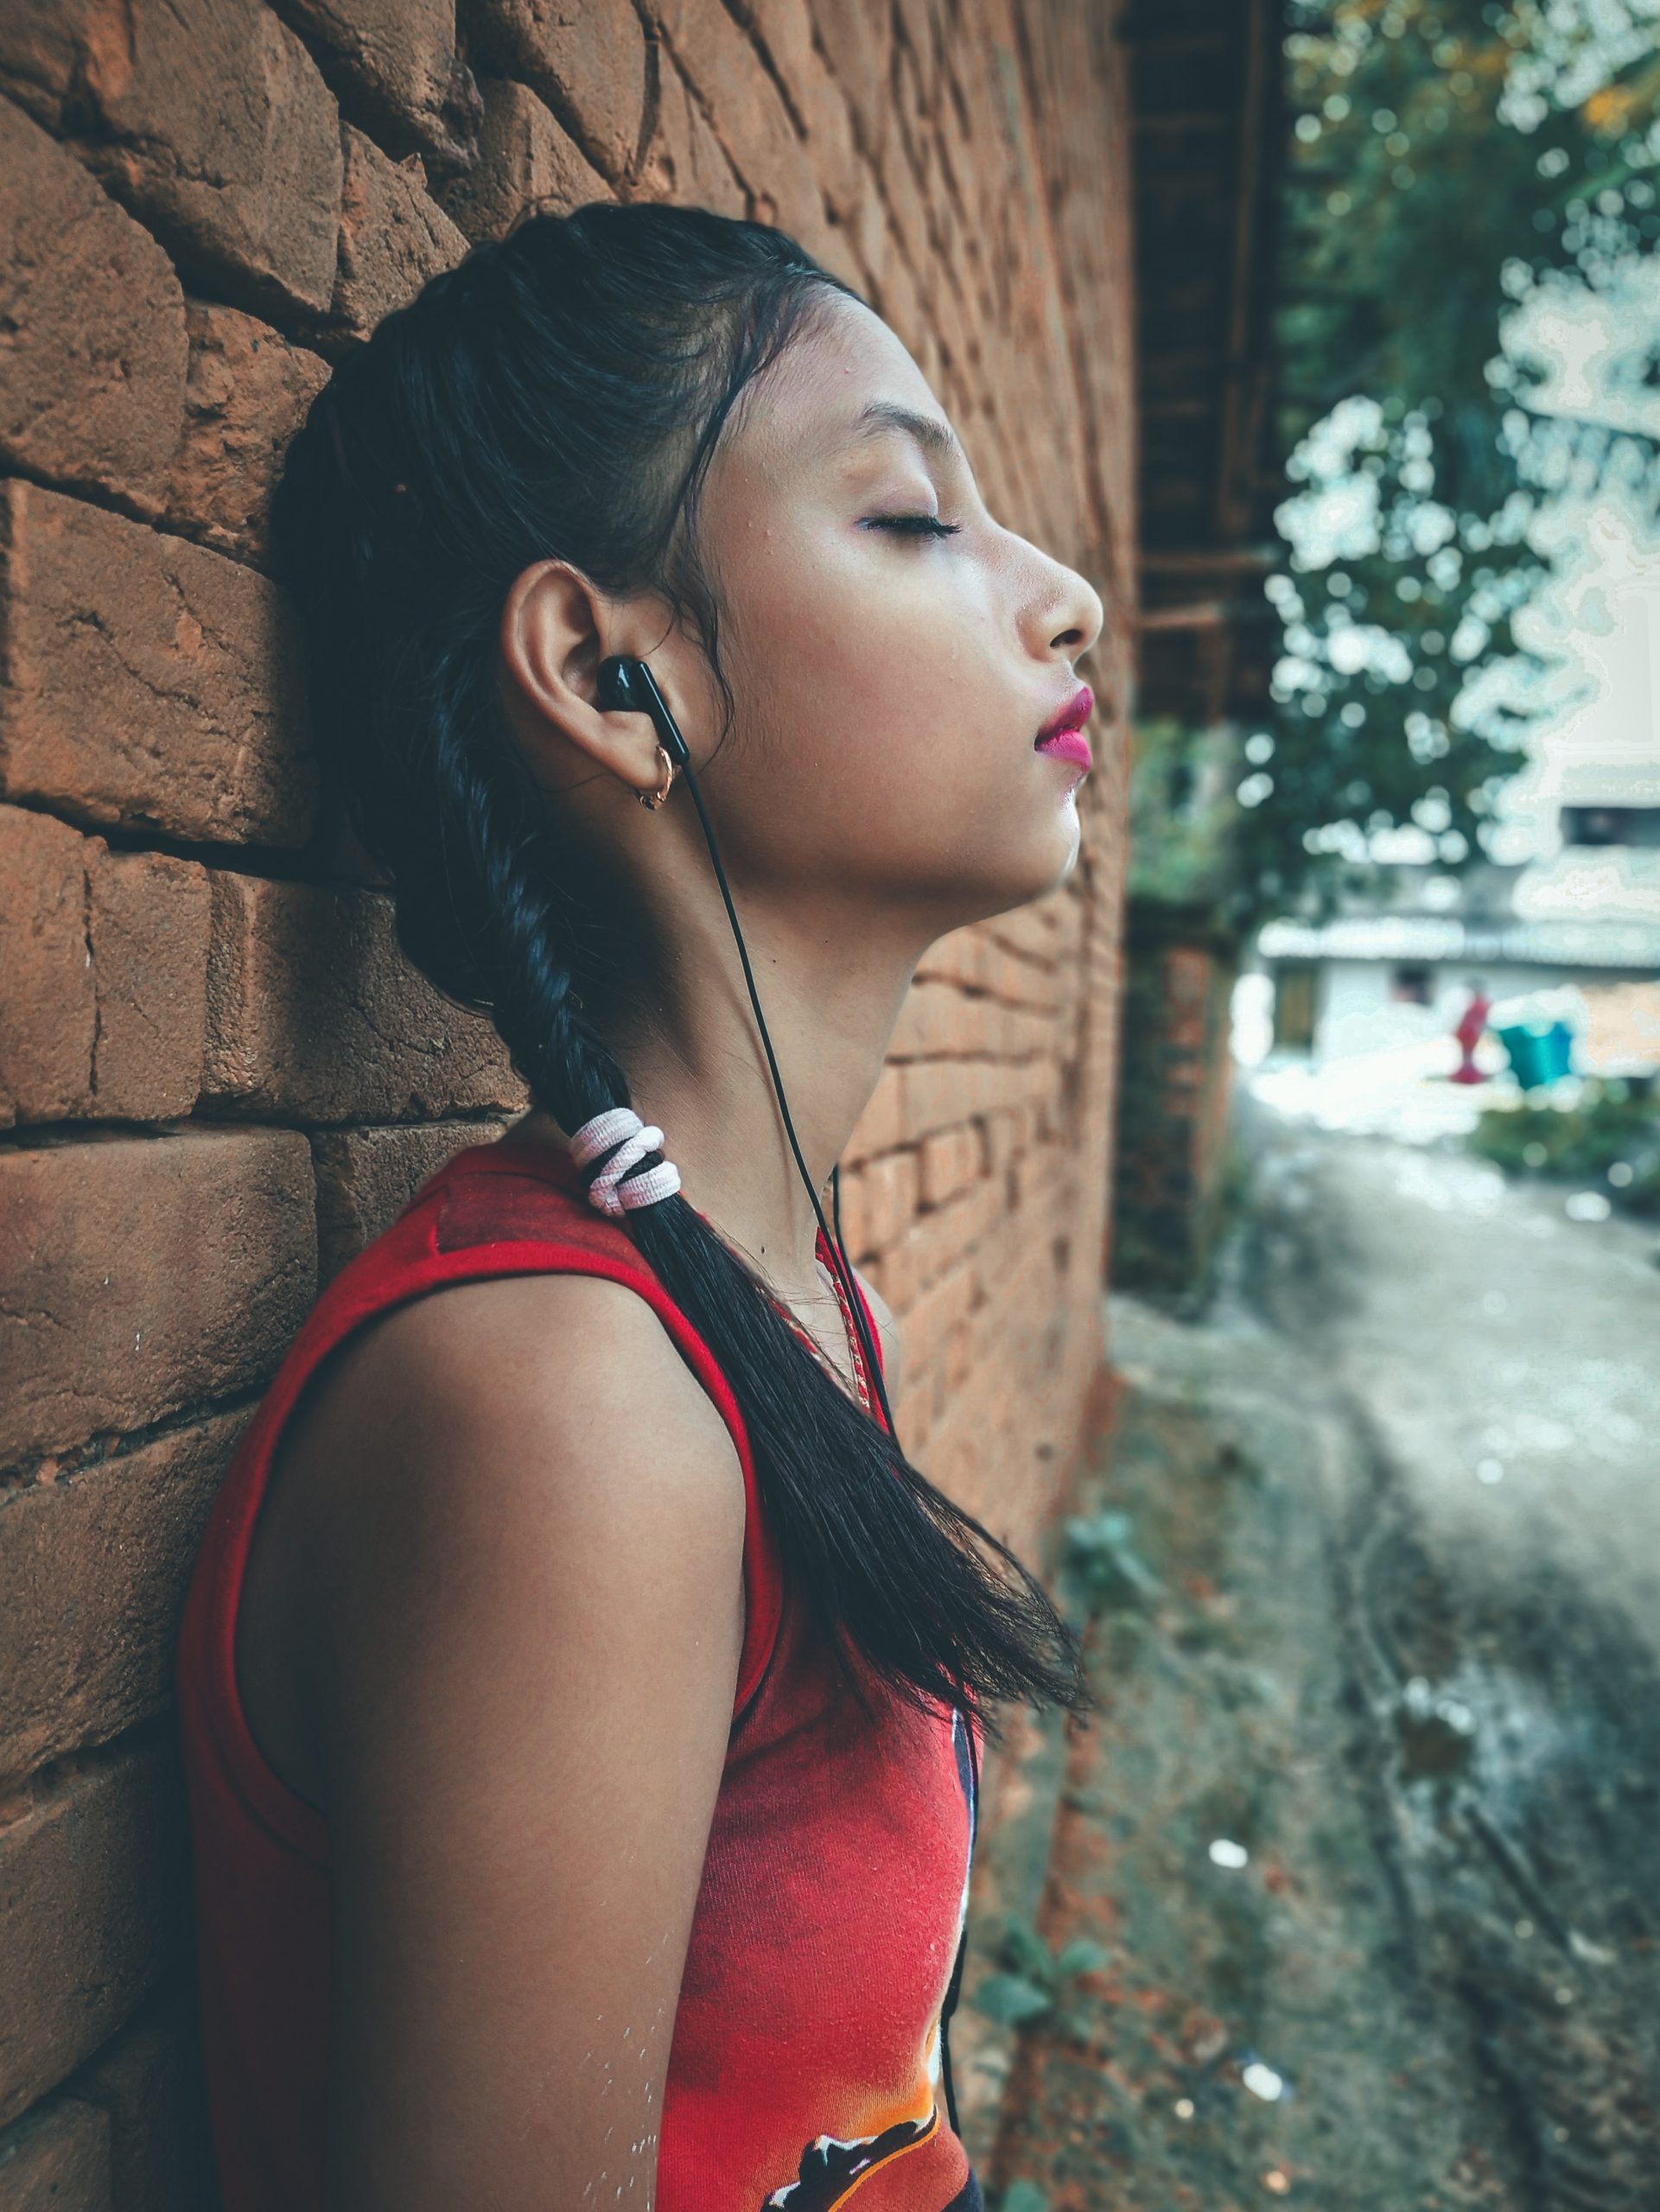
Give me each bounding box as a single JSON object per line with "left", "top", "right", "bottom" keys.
{"left": 1053, "top": 561, "right": 1105, "bottom": 663}
{"left": 1023, "top": 539, "right": 1106, "bottom": 668}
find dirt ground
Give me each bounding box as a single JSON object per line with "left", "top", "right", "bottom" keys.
{"left": 977, "top": 1097, "right": 1660, "bottom": 2211}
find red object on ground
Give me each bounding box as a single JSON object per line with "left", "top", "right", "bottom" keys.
{"left": 1452, "top": 989, "right": 1491, "bottom": 1084}
{"left": 176, "top": 1130, "right": 983, "bottom": 2212}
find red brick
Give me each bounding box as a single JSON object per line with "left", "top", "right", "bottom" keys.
{"left": 203, "top": 873, "right": 526, "bottom": 1122}
{"left": 874, "top": 100, "right": 934, "bottom": 286}
{"left": 469, "top": 0, "right": 648, "bottom": 184}
{"left": 827, "top": 1160, "right": 870, "bottom": 1257}
{"left": 809, "top": 0, "right": 893, "bottom": 172}
{"left": 0, "top": 1744, "right": 190, "bottom": 2131}
{"left": 0, "top": 105, "right": 186, "bottom": 525}
{"left": 441, "top": 79, "right": 613, "bottom": 245}
{"left": 85, "top": 844, "right": 213, "bottom": 1122}
{"left": 740, "top": 0, "right": 862, "bottom": 217}
{"left": 914, "top": 923, "right": 989, "bottom": 991}
{"left": 889, "top": 978, "right": 994, "bottom": 1059}
{"left": 312, "top": 1117, "right": 513, "bottom": 1279}
{"left": 979, "top": 1109, "right": 1020, "bottom": 1174}
{"left": 900, "top": 1057, "right": 1046, "bottom": 1141}
{"left": 858, "top": 1148, "right": 919, "bottom": 1252}
{"left": 68, "top": 1987, "right": 216, "bottom": 2212}
{"left": 896, "top": 1256, "right": 975, "bottom": 1381}
{"left": 906, "top": 1173, "right": 1002, "bottom": 1294}
{"left": 328, "top": 125, "right": 471, "bottom": 343}
{"left": 1005, "top": 1003, "right": 1060, "bottom": 1058}
{"left": 167, "top": 304, "right": 331, "bottom": 573}
{"left": 848, "top": 186, "right": 895, "bottom": 302}
{"left": 0, "top": 812, "right": 210, "bottom": 1131}
{"left": 988, "top": 901, "right": 1062, "bottom": 963}
{"left": 0, "top": 2096, "right": 111, "bottom": 2211}
{"left": 0, "top": 1411, "right": 245, "bottom": 1780}
{"left": 0, "top": 481, "right": 320, "bottom": 846}
{"left": 646, "top": 0, "right": 823, "bottom": 236}
{"left": 991, "top": 950, "right": 1065, "bottom": 1012}
{"left": 0, "top": 0, "right": 342, "bottom": 319}
{"left": 630, "top": 52, "right": 748, "bottom": 216}
{"left": 0, "top": 1130, "right": 315, "bottom": 1471}
{"left": 843, "top": 1060, "right": 902, "bottom": 1166}
{"left": 919, "top": 1123, "right": 980, "bottom": 1209}
{"left": 275, "top": 0, "right": 484, "bottom": 173}
{"left": 0, "top": 809, "right": 93, "bottom": 1131}
{"left": 896, "top": 1058, "right": 963, "bottom": 1142}
{"left": 868, "top": 204, "right": 925, "bottom": 342}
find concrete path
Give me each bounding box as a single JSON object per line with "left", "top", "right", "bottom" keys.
{"left": 977, "top": 1102, "right": 1660, "bottom": 2211}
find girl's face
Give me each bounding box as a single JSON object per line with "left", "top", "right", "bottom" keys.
{"left": 681, "top": 290, "right": 1107, "bottom": 934}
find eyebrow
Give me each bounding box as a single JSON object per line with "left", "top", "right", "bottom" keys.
{"left": 840, "top": 400, "right": 968, "bottom": 467}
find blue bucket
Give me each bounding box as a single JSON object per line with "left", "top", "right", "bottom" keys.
{"left": 1496, "top": 1020, "right": 1573, "bottom": 1090}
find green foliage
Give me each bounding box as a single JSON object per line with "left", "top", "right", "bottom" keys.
{"left": 1468, "top": 1074, "right": 1660, "bottom": 1210}
{"left": 1194, "top": 1, "right": 1660, "bottom": 929}
{"left": 995, "top": 2186, "right": 1052, "bottom": 2212}
{"left": 971, "top": 1909, "right": 1112, "bottom": 2044}
{"left": 1127, "top": 715, "right": 1248, "bottom": 912}
{"left": 1061, "top": 1506, "right": 1166, "bottom": 1615}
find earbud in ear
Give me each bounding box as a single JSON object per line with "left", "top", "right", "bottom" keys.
{"left": 595, "top": 653, "right": 690, "bottom": 768}
{"left": 596, "top": 653, "right": 646, "bottom": 715}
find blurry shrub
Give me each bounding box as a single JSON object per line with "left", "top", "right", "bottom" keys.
{"left": 972, "top": 1910, "right": 1111, "bottom": 2044}
{"left": 1128, "top": 716, "right": 1247, "bottom": 916}
{"left": 1469, "top": 1076, "right": 1660, "bottom": 1213}
{"left": 1061, "top": 1506, "right": 1166, "bottom": 1616}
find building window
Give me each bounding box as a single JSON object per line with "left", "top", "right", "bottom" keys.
{"left": 1561, "top": 804, "right": 1660, "bottom": 849}
{"left": 1273, "top": 964, "right": 1318, "bottom": 1049}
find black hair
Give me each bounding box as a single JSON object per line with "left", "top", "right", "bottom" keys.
{"left": 270, "top": 200, "right": 1094, "bottom": 1749}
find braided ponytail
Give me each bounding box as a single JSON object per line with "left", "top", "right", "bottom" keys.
{"left": 271, "top": 201, "right": 1093, "bottom": 1743}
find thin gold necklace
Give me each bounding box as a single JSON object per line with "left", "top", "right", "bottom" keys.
{"left": 773, "top": 1250, "right": 872, "bottom": 1415}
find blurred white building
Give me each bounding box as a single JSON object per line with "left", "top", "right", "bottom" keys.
{"left": 1254, "top": 506, "right": 1660, "bottom": 1082}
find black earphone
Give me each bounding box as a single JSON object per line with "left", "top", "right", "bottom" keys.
{"left": 594, "top": 653, "right": 898, "bottom": 1443}
{"left": 597, "top": 659, "right": 978, "bottom": 2139}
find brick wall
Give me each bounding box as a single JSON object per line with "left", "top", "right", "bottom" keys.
{"left": 1110, "top": 899, "right": 1238, "bottom": 1297}
{"left": 0, "top": 0, "right": 1135, "bottom": 2195}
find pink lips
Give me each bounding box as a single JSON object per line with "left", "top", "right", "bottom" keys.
{"left": 1035, "top": 682, "right": 1093, "bottom": 771}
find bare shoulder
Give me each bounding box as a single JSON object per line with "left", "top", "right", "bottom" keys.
{"left": 849, "top": 1262, "right": 903, "bottom": 1396}
{"left": 307, "top": 1262, "right": 752, "bottom": 1715}
{"left": 240, "top": 1267, "right": 748, "bottom": 1817}
{"left": 318, "top": 1268, "right": 748, "bottom": 1543}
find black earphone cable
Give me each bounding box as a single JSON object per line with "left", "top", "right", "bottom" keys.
{"left": 596, "top": 655, "right": 980, "bottom": 2133}
{"left": 678, "top": 754, "right": 896, "bottom": 1435}
{"left": 679, "top": 732, "right": 976, "bottom": 2130}
{"left": 596, "top": 656, "right": 896, "bottom": 1440}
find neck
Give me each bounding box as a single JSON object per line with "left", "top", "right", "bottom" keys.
{"left": 516, "top": 887, "right": 926, "bottom": 1301}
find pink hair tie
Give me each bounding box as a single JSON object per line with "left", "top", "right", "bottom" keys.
{"left": 567, "top": 1106, "right": 683, "bottom": 1218}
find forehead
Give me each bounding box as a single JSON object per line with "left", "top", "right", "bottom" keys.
{"left": 728, "top": 294, "right": 966, "bottom": 481}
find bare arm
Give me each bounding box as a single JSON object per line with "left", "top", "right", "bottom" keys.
{"left": 306, "top": 1272, "right": 747, "bottom": 2209}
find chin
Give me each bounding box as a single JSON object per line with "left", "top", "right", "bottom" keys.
{"left": 958, "top": 822, "right": 1083, "bottom": 925}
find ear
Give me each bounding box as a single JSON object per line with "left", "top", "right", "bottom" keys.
{"left": 496, "top": 556, "right": 669, "bottom": 804}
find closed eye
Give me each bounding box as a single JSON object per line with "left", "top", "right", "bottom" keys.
{"left": 865, "top": 515, "right": 964, "bottom": 538}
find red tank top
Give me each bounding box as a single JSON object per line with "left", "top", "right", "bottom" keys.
{"left": 175, "top": 1128, "right": 983, "bottom": 2210}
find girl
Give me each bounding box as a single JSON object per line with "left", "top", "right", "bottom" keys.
{"left": 176, "top": 200, "right": 1103, "bottom": 2212}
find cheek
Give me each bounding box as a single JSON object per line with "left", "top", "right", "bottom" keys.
{"left": 714, "top": 531, "right": 1055, "bottom": 896}
{"left": 744, "top": 546, "right": 1001, "bottom": 791}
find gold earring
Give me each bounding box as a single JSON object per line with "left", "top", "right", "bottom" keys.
{"left": 635, "top": 743, "right": 677, "bottom": 810}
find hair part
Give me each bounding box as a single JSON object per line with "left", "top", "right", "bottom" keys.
{"left": 271, "top": 200, "right": 1095, "bottom": 1745}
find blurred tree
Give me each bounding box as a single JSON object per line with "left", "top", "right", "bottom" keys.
{"left": 1209, "top": 0, "right": 1660, "bottom": 931}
